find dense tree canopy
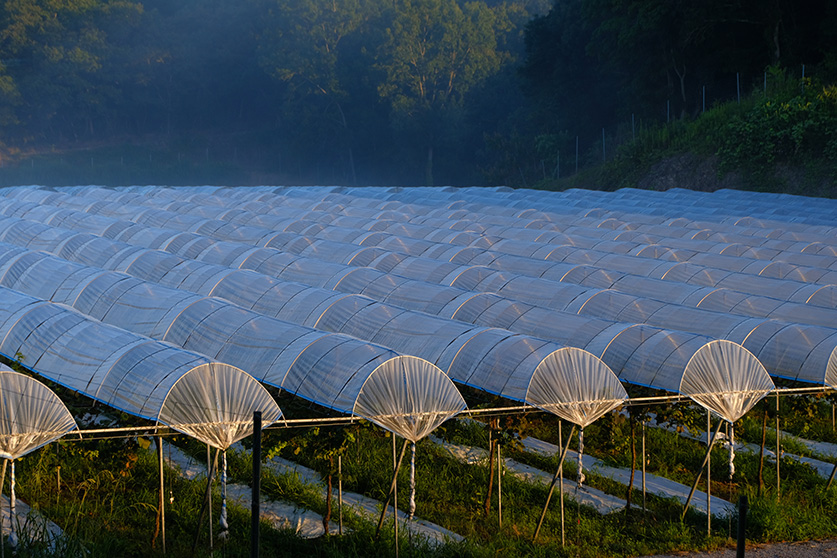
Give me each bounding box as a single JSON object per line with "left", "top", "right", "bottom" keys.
{"left": 522, "top": 0, "right": 837, "bottom": 132}
{"left": 0, "top": 0, "right": 833, "bottom": 185}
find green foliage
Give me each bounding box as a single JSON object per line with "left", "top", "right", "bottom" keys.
{"left": 376, "top": 0, "right": 506, "bottom": 112}
{"left": 717, "top": 72, "right": 837, "bottom": 177}
{"left": 12, "top": 396, "right": 837, "bottom": 557}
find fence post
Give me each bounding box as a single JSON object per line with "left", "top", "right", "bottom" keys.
{"left": 251, "top": 411, "right": 262, "bottom": 558}
{"left": 736, "top": 495, "right": 748, "bottom": 558}
{"left": 601, "top": 129, "right": 606, "bottom": 161}
{"left": 575, "top": 136, "right": 579, "bottom": 174}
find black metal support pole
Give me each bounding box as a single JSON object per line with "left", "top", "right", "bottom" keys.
{"left": 251, "top": 411, "right": 262, "bottom": 558}
{"left": 737, "top": 495, "right": 748, "bottom": 558}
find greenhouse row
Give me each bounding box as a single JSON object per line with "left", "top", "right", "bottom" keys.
{"left": 0, "top": 185, "right": 835, "bottom": 519}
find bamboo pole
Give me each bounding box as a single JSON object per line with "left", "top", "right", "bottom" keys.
{"left": 156, "top": 436, "right": 166, "bottom": 554}
{"left": 826, "top": 461, "right": 837, "bottom": 490}
{"left": 559, "top": 422, "right": 565, "bottom": 546}
{"left": 707, "top": 411, "right": 711, "bottom": 535}
{"left": 338, "top": 455, "right": 343, "bottom": 535}
{"left": 393, "top": 436, "right": 399, "bottom": 558}
{"left": 207, "top": 445, "right": 213, "bottom": 549}
{"left": 682, "top": 421, "right": 724, "bottom": 520}
{"left": 642, "top": 420, "right": 646, "bottom": 513}
{"left": 758, "top": 411, "right": 767, "bottom": 495}
{"left": 497, "top": 443, "right": 502, "bottom": 528}
{"left": 776, "top": 392, "right": 781, "bottom": 496}
{"left": 190, "top": 448, "right": 218, "bottom": 556}
{"left": 375, "top": 439, "right": 408, "bottom": 538}
{"left": 533, "top": 423, "right": 576, "bottom": 542}
{"left": 251, "top": 411, "right": 261, "bottom": 558}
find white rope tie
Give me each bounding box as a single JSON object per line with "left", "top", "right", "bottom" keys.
{"left": 728, "top": 424, "right": 735, "bottom": 481}
{"left": 576, "top": 428, "right": 585, "bottom": 490}
{"left": 219, "top": 450, "right": 228, "bottom": 539}
{"left": 9, "top": 460, "right": 17, "bottom": 548}
{"left": 409, "top": 442, "right": 416, "bottom": 521}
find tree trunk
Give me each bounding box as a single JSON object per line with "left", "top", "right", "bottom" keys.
{"left": 773, "top": 19, "right": 781, "bottom": 63}
{"left": 425, "top": 145, "right": 434, "bottom": 186}
{"left": 348, "top": 146, "right": 357, "bottom": 186}
{"left": 335, "top": 101, "right": 357, "bottom": 185}
{"left": 671, "top": 56, "right": 687, "bottom": 118}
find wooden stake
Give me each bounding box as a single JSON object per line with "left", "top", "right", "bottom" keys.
{"left": 338, "top": 455, "right": 343, "bottom": 536}
{"left": 533, "top": 423, "right": 576, "bottom": 542}
{"left": 155, "top": 436, "right": 166, "bottom": 554}
{"left": 393, "top": 435, "right": 399, "bottom": 558}
{"left": 375, "top": 439, "right": 408, "bottom": 538}
{"left": 682, "top": 421, "right": 724, "bottom": 520}
{"left": 642, "top": 421, "right": 646, "bottom": 513}
{"left": 758, "top": 411, "right": 767, "bottom": 495}
{"left": 251, "top": 411, "right": 262, "bottom": 558}
{"left": 776, "top": 392, "right": 780, "bottom": 496}
{"left": 497, "top": 442, "right": 503, "bottom": 528}
{"left": 707, "top": 412, "right": 711, "bottom": 535}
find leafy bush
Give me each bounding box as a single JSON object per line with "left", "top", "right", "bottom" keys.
{"left": 718, "top": 74, "right": 837, "bottom": 174}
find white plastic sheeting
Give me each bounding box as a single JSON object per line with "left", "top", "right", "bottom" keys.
{"left": 0, "top": 197, "right": 811, "bottom": 397}
{"left": 159, "top": 362, "right": 281, "bottom": 450}
{"left": 1, "top": 185, "right": 832, "bottom": 420}
{"left": 0, "top": 287, "right": 281, "bottom": 449}
{"left": 525, "top": 348, "right": 626, "bottom": 428}
{"left": 0, "top": 200, "right": 789, "bottom": 420}
{"left": 26, "top": 187, "right": 829, "bottom": 325}
{"left": 0, "top": 244, "right": 465, "bottom": 440}
{"left": 0, "top": 236, "right": 615, "bottom": 425}
{"left": 679, "top": 341, "right": 774, "bottom": 423}
{"left": 0, "top": 364, "right": 77, "bottom": 460}
{"left": 353, "top": 356, "right": 466, "bottom": 442}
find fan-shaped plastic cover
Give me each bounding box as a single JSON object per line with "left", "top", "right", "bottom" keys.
{"left": 526, "top": 348, "right": 627, "bottom": 428}
{"left": 354, "top": 356, "right": 466, "bottom": 442}
{"left": 0, "top": 365, "right": 78, "bottom": 459}
{"left": 827, "top": 346, "right": 837, "bottom": 390}
{"left": 680, "top": 340, "right": 774, "bottom": 422}
{"left": 159, "top": 362, "right": 282, "bottom": 450}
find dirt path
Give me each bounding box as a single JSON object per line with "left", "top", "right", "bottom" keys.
{"left": 645, "top": 539, "right": 837, "bottom": 557}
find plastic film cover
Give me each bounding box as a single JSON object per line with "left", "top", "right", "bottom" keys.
{"left": 526, "top": 348, "right": 626, "bottom": 428}
{"left": 354, "top": 356, "right": 466, "bottom": 442}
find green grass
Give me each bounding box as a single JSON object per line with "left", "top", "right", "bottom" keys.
{"left": 6, "top": 393, "right": 837, "bottom": 557}
{"left": 535, "top": 68, "right": 837, "bottom": 195}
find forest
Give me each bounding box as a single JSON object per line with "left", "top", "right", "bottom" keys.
{"left": 0, "top": 0, "right": 835, "bottom": 187}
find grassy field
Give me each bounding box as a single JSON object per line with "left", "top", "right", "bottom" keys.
{"left": 5, "top": 388, "right": 837, "bottom": 558}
